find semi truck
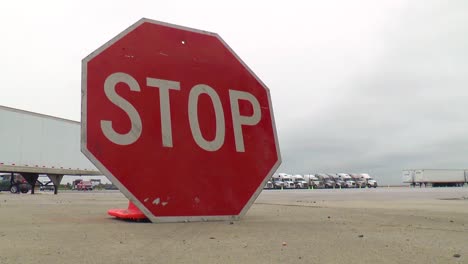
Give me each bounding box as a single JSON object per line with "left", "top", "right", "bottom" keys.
{"left": 0, "top": 105, "right": 101, "bottom": 194}
{"left": 273, "top": 173, "right": 296, "bottom": 189}
{"left": 281, "top": 174, "right": 296, "bottom": 189}
{"left": 315, "top": 173, "right": 335, "bottom": 188}
{"left": 337, "top": 173, "right": 356, "bottom": 188}
{"left": 402, "top": 169, "right": 466, "bottom": 187}
{"left": 264, "top": 179, "right": 274, "bottom": 189}
{"left": 327, "top": 173, "right": 345, "bottom": 188}
{"left": 304, "top": 174, "right": 323, "bottom": 189}
{"left": 349, "top": 173, "right": 367, "bottom": 188}
{"left": 360, "top": 173, "right": 378, "bottom": 188}
{"left": 291, "top": 174, "right": 309, "bottom": 189}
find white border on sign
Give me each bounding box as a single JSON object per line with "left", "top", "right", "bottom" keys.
{"left": 81, "top": 18, "right": 282, "bottom": 223}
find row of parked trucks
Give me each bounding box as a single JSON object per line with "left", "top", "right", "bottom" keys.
{"left": 265, "top": 173, "right": 378, "bottom": 189}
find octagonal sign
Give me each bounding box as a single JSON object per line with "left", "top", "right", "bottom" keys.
{"left": 81, "top": 18, "right": 281, "bottom": 222}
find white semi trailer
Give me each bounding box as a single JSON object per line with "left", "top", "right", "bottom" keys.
{"left": 402, "top": 170, "right": 415, "bottom": 184}
{"left": 0, "top": 105, "right": 100, "bottom": 194}
{"left": 402, "top": 169, "right": 466, "bottom": 187}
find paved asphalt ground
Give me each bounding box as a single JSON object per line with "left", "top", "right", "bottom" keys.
{"left": 0, "top": 187, "right": 467, "bottom": 264}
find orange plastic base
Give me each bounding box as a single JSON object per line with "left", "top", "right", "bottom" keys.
{"left": 108, "top": 201, "right": 148, "bottom": 221}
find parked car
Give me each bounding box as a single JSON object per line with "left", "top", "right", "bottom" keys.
{"left": 0, "top": 173, "right": 31, "bottom": 193}
{"left": 39, "top": 183, "right": 55, "bottom": 191}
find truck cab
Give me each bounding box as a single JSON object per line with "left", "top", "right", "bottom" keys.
{"left": 281, "top": 175, "right": 296, "bottom": 189}
{"left": 264, "top": 179, "right": 274, "bottom": 189}
{"left": 272, "top": 178, "right": 284, "bottom": 189}
{"left": 349, "top": 173, "right": 367, "bottom": 188}
{"left": 304, "top": 174, "right": 323, "bottom": 189}
{"left": 292, "top": 174, "right": 308, "bottom": 189}
{"left": 337, "top": 173, "right": 356, "bottom": 188}
{"left": 360, "top": 173, "right": 378, "bottom": 188}
{"left": 272, "top": 174, "right": 285, "bottom": 189}
{"left": 315, "top": 173, "right": 335, "bottom": 188}
{"left": 327, "top": 173, "right": 345, "bottom": 188}
{"left": 274, "top": 173, "right": 296, "bottom": 189}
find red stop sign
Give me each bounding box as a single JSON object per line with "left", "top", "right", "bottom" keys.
{"left": 81, "top": 19, "right": 281, "bottom": 222}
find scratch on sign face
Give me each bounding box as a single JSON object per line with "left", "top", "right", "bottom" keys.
{"left": 153, "top": 198, "right": 160, "bottom": 205}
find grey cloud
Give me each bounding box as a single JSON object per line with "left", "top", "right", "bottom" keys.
{"left": 276, "top": 1, "right": 468, "bottom": 185}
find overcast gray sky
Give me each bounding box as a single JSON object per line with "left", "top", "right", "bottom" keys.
{"left": 1, "top": 0, "right": 466, "bottom": 185}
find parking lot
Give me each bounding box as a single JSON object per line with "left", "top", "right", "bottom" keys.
{"left": 0, "top": 187, "right": 467, "bottom": 264}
